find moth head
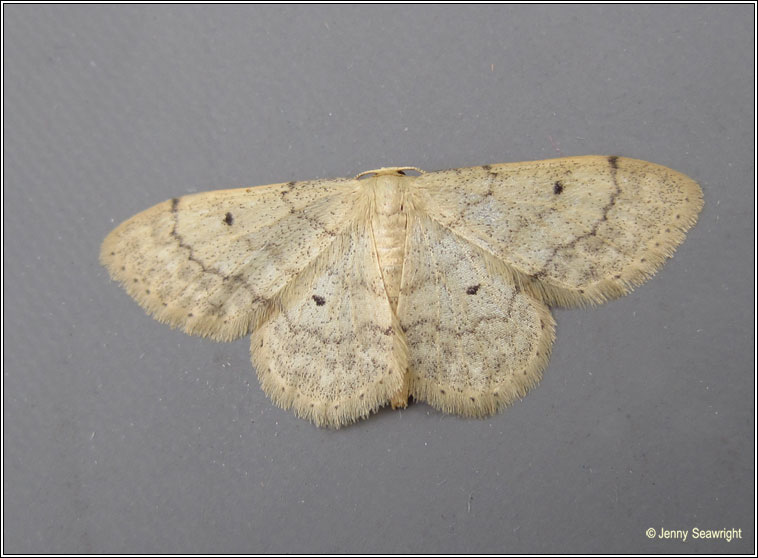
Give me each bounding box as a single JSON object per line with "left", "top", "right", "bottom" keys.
{"left": 355, "top": 167, "right": 424, "bottom": 179}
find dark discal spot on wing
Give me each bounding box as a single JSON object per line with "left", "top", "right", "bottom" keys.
{"left": 531, "top": 155, "right": 626, "bottom": 279}
{"left": 224, "top": 212, "right": 234, "bottom": 226}
{"left": 553, "top": 181, "right": 564, "bottom": 195}
{"left": 312, "top": 295, "right": 326, "bottom": 306}
{"left": 466, "top": 284, "right": 480, "bottom": 295}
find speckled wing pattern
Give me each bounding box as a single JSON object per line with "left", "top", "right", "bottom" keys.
{"left": 101, "top": 156, "right": 703, "bottom": 428}
{"left": 251, "top": 223, "right": 407, "bottom": 427}
{"left": 397, "top": 215, "right": 556, "bottom": 417}
{"left": 411, "top": 156, "right": 703, "bottom": 306}
{"left": 101, "top": 176, "right": 360, "bottom": 342}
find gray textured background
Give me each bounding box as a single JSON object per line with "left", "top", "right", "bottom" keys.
{"left": 4, "top": 5, "right": 754, "bottom": 554}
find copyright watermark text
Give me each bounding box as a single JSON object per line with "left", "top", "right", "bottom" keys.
{"left": 646, "top": 527, "right": 743, "bottom": 542}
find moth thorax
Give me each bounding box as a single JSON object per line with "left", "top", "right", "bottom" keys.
{"left": 370, "top": 175, "right": 408, "bottom": 311}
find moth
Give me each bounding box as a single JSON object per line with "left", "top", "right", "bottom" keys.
{"left": 101, "top": 156, "right": 703, "bottom": 427}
